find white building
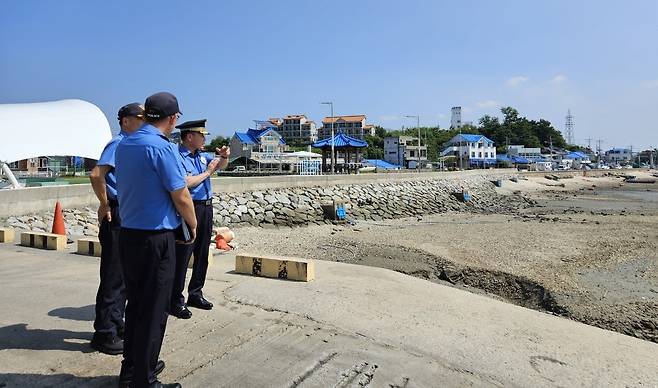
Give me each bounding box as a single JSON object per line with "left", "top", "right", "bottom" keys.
{"left": 604, "top": 148, "right": 633, "bottom": 164}
{"left": 441, "top": 134, "right": 496, "bottom": 168}
{"left": 384, "top": 136, "right": 428, "bottom": 168}
{"left": 507, "top": 145, "right": 542, "bottom": 162}
{"left": 450, "top": 107, "right": 462, "bottom": 129}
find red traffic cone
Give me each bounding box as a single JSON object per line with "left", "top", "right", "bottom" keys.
{"left": 51, "top": 201, "right": 66, "bottom": 236}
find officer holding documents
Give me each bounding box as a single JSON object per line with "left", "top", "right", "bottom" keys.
{"left": 115, "top": 92, "right": 196, "bottom": 388}
{"left": 170, "top": 119, "right": 229, "bottom": 319}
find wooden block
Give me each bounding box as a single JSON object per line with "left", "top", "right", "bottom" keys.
{"left": 77, "top": 237, "right": 101, "bottom": 257}
{"left": 20, "top": 231, "right": 67, "bottom": 251}
{"left": 235, "top": 253, "right": 314, "bottom": 282}
{"left": 0, "top": 228, "right": 15, "bottom": 243}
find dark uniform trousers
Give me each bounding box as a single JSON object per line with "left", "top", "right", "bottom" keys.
{"left": 120, "top": 228, "right": 176, "bottom": 388}
{"left": 172, "top": 201, "right": 213, "bottom": 309}
{"left": 93, "top": 201, "right": 126, "bottom": 339}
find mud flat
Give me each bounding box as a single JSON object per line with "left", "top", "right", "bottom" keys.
{"left": 235, "top": 172, "right": 658, "bottom": 343}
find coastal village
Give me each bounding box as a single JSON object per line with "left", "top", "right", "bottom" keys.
{"left": 1, "top": 2, "right": 658, "bottom": 387}
{"left": 3, "top": 106, "right": 656, "bottom": 185}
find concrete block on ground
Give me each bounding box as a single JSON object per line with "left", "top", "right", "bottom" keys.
{"left": 235, "top": 253, "right": 314, "bottom": 282}
{"left": 20, "top": 231, "right": 66, "bottom": 251}
{"left": 77, "top": 237, "right": 101, "bottom": 257}
{"left": 0, "top": 228, "right": 15, "bottom": 243}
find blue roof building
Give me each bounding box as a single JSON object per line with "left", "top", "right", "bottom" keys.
{"left": 441, "top": 133, "right": 496, "bottom": 168}
{"left": 229, "top": 122, "right": 288, "bottom": 169}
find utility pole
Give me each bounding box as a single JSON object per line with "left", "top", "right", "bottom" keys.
{"left": 320, "top": 102, "right": 335, "bottom": 174}
{"left": 585, "top": 137, "right": 593, "bottom": 151}
{"left": 596, "top": 139, "right": 603, "bottom": 164}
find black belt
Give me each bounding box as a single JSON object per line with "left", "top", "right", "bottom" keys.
{"left": 193, "top": 199, "right": 213, "bottom": 206}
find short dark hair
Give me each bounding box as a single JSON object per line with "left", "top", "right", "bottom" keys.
{"left": 180, "top": 130, "right": 194, "bottom": 142}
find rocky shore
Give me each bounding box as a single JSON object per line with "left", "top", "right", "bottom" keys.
{"left": 2, "top": 174, "right": 533, "bottom": 234}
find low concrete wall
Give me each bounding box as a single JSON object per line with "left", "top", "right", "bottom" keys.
{"left": 0, "top": 184, "right": 98, "bottom": 219}
{"left": 0, "top": 168, "right": 622, "bottom": 218}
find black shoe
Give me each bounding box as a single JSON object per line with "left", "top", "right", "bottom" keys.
{"left": 170, "top": 305, "right": 192, "bottom": 319}
{"left": 118, "top": 360, "right": 165, "bottom": 387}
{"left": 187, "top": 296, "right": 213, "bottom": 310}
{"left": 153, "top": 382, "right": 181, "bottom": 388}
{"left": 90, "top": 334, "right": 123, "bottom": 355}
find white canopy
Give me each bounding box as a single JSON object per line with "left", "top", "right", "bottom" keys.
{"left": 0, "top": 99, "right": 112, "bottom": 163}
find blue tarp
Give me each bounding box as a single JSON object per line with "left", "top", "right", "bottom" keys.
{"left": 497, "top": 154, "right": 529, "bottom": 164}
{"left": 565, "top": 151, "right": 589, "bottom": 160}
{"left": 511, "top": 156, "right": 530, "bottom": 164}
{"left": 363, "top": 159, "right": 400, "bottom": 170}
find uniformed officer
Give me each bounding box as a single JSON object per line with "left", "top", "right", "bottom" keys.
{"left": 170, "top": 119, "right": 229, "bottom": 319}
{"left": 89, "top": 102, "right": 143, "bottom": 355}
{"left": 115, "top": 92, "right": 196, "bottom": 388}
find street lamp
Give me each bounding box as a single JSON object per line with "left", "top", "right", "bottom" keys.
{"left": 321, "top": 102, "right": 335, "bottom": 174}
{"left": 404, "top": 115, "right": 421, "bottom": 171}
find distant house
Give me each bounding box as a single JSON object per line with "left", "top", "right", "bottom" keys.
{"left": 318, "top": 115, "right": 375, "bottom": 140}
{"left": 604, "top": 148, "right": 633, "bottom": 164}
{"left": 276, "top": 115, "right": 318, "bottom": 144}
{"left": 441, "top": 134, "right": 496, "bottom": 167}
{"left": 383, "top": 136, "right": 428, "bottom": 169}
{"left": 229, "top": 126, "right": 288, "bottom": 169}
{"left": 8, "top": 156, "right": 92, "bottom": 177}
{"left": 507, "top": 145, "right": 542, "bottom": 162}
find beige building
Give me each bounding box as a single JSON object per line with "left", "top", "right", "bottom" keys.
{"left": 384, "top": 136, "right": 428, "bottom": 168}
{"left": 318, "top": 115, "right": 375, "bottom": 140}
{"left": 269, "top": 115, "right": 317, "bottom": 144}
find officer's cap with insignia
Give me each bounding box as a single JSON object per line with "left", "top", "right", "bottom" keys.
{"left": 176, "top": 119, "right": 209, "bottom": 135}
{"left": 117, "top": 103, "right": 144, "bottom": 121}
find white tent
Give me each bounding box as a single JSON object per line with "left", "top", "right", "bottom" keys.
{"left": 0, "top": 99, "right": 112, "bottom": 188}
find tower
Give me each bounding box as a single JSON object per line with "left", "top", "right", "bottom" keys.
{"left": 565, "top": 109, "right": 574, "bottom": 145}
{"left": 450, "top": 107, "right": 462, "bottom": 129}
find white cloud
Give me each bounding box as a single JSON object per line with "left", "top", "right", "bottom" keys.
{"left": 475, "top": 100, "right": 499, "bottom": 108}
{"left": 506, "top": 76, "right": 529, "bottom": 87}
{"left": 641, "top": 79, "right": 658, "bottom": 89}
{"left": 550, "top": 74, "right": 568, "bottom": 84}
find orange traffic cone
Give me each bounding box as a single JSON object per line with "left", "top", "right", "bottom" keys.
{"left": 51, "top": 201, "right": 66, "bottom": 236}
{"left": 215, "top": 234, "right": 231, "bottom": 251}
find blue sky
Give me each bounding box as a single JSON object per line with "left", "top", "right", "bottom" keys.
{"left": 2, "top": 0, "right": 657, "bottom": 150}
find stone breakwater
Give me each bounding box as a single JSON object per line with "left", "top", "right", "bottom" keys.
{"left": 1, "top": 175, "right": 533, "bottom": 235}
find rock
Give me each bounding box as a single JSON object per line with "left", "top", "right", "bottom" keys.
{"left": 236, "top": 205, "right": 248, "bottom": 214}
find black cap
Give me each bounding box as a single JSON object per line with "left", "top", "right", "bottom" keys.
{"left": 144, "top": 92, "right": 182, "bottom": 120}
{"left": 117, "top": 103, "right": 144, "bottom": 120}
{"left": 176, "top": 119, "right": 209, "bottom": 135}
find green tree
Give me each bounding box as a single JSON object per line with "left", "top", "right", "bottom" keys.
{"left": 208, "top": 135, "right": 230, "bottom": 151}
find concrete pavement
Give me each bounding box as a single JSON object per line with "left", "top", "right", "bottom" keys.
{"left": 0, "top": 242, "right": 656, "bottom": 387}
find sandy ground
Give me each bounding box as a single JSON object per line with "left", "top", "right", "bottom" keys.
{"left": 232, "top": 171, "right": 658, "bottom": 343}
